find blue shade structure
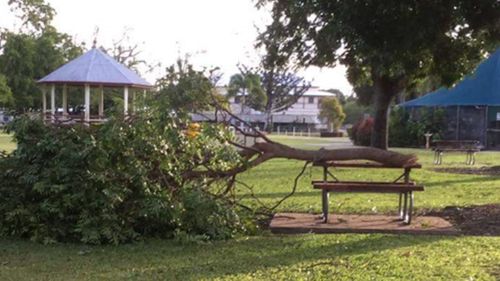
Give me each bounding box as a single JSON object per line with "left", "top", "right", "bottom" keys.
{"left": 400, "top": 48, "right": 500, "bottom": 107}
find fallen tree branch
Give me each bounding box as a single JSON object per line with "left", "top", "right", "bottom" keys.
{"left": 268, "top": 160, "right": 311, "bottom": 211}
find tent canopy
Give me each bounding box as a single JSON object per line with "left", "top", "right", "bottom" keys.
{"left": 400, "top": 48, "right": 500, "bottom": 107}
{"left": 38, "top": 48, "right": 153, "bottom": 89}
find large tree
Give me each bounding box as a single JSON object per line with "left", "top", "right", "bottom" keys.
{"left": 0, "top": 0, "right": 82, "bottom": 112}
{"left": 257, "top": 24, "right": 311, "bottom": 132}
{"left": 258, "top": 0, "right": 500, "bottom": 149}
{"left": 319, "top": 96, "right": 345, "bottom": 132}
{"left": 227, "top": 69, "right": 267, "bottom": 114}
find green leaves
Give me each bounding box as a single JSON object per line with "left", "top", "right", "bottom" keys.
{"left": 0, "top": 97, "right": 249, "bottom": 244}
{"left": 8, "top": 0, "right": 55, "bottom": 32}
{"left": 318, "top": 97, "right": 346, "bottom": 132}
{"left": 228, "top": 72, "right": 267, "bottom": 112}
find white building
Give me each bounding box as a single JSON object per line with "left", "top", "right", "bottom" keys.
{"left": 218, "top": 87, "right": 336, "bottom": 131}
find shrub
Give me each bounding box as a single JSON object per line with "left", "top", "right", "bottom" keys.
{"left": 348, "top": 116, "right": 373, "bottom": 146}
{"left": 0, "top": 114, "right": 250, "bottom": 244}
{"left": 389, "top": 107, "right": 444, "bottom": 147}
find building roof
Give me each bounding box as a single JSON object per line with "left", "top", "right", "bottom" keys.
{"left": 38, "top": 48, "right": 153, "bottom": 89}
{"left": 302, "top": 87, "right": 336, "bottom": 97}
{"left": 191, "top": 113, "right": 320, "bottom": 124}
{"left": 400, "top": 48, "right": 500, "bottom": 107}
{"left": 216, "top": 86, "right": 336, "bottom": 97}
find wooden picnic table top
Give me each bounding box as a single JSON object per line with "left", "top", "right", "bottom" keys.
{"left": 312, "top": 161, "right": 422, "bottom": 169}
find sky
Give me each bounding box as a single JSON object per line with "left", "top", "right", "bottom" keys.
{"left": 0, "top": 0, "right": 353, "bottom": 94}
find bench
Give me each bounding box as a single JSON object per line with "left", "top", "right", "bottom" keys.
{"left": 432, "top": 140, "right": 481, "bottom": 165}
{"left": 312, "top": 161, "right": 424, "bottom": 224}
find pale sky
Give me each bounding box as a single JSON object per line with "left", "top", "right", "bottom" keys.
{"left": 0, "top": 0, "right": 353, "bottom": 94}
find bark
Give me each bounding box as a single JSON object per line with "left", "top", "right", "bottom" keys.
{"left": 252, "top": 141, "right": 417, "bottom": 167}
{"left": 371, "top": 76, "right": 403, "bottom": 150}
{"left": 264, "top": 109, "right": 273, "bottom": 132}
{"left": 189, "top": 140, "right": 418, "bottom": 180}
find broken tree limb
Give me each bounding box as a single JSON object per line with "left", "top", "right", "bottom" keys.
{"left": 196, "top": 94, "right": 419, "bottom": 181}
{"left": 187, "top": 140, "right": 418, "bottom": 180}
{"left": 252, "top": 141, "right": 418, "bottom": 167}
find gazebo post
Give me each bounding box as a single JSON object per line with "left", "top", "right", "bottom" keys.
{"left": 50, "top": 84, "right": 56, "bottom": 123}
{"left": 84, "top": 84, "right": 90, "bottom": 123}
{"left": 132, "top": 91, "right": 136, "bottom": 113}
{"left": 62, "top": 84, "right": 68, "bottom": 118}
{"left": 42, "top": 87, "right": 47, "bottom": 122}
{"left": 124, "top": 86, "right": 129, "bottom": 115}
{"left": 99, "top": 85, "right": 104, "bottom": 118}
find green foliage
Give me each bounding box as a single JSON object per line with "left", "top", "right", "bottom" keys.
{"left": 259, "top": 0, "right": 499, "bottom": 148}
{"left": 0, "top": 74, "right": 14, "bottom": 107}
{"left": 156, "top": 59, "right": 223, "bottom": 115}
{"left": 0, "top": 29, "right": 82, "bottom": 112}
{"left": 0, "top": 112, "right": 247, "bottom": 244}
{"left": 1, "top": 0, "right": 82, "bottom": 112}
{"left": 260, "top": 0, "right": 499, "bottom": 87}
{"left": 389, "top": 107, "right": 445, "bottom": 147}
{"left": 319, "top": 97, "right": 346, "bottom": 132}
{"left": 0, "top": 62, "right": 253, "bottom": 244}
{"left": 8, "top": 0, "right": 55, "bottom": 32}
{"left": 227, "top": 72, "right": 267, "bottom": 112}
{"left": 343, "top": 100, "right": 372, "bottom": 125}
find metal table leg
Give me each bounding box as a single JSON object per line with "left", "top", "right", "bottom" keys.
{"left": 405, "top": 192, "right": 414, "bottom": 224}
{"left": 402, "top": 192, "right": 408, "bottom": 223}
{"left": 322, "top": 189, "right": 329, "bottom": 223}
{"left": 398, "top": 193, "right": 404, "bottom": 220}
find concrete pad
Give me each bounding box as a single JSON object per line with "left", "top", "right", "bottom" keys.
{"left": 270, "top": 213, "right": 460, "bottom": 235}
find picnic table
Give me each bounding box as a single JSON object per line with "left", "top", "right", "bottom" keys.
{"left": 312, "top": 161, "right": 424, "bottom": 224}
{"left": 432, "top": 140, "right": 481, "bottom": 165}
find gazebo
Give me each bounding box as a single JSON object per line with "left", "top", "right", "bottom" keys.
{"left": 37, "top": 46, "right": 153, "bottom": 123}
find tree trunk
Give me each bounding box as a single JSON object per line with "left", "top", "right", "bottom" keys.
{"left": 371, "top": 76, "right": 402, "bottom": 150}
{"left": 264, "top": 109, "right": 273, "bottom": 133}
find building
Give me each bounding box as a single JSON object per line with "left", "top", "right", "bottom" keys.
{"left": 212, "top": 87, "right": 336, "bottom": 132}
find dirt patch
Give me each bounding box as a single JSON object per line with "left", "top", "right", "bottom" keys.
{"left": 426, "top": 204, "right": 500, "bottom": 236}
{"left": 432, "top": 166, "right": 500, "bottom": 176}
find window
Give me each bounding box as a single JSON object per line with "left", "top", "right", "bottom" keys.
{"left": 308, "top": 97, "right": 315, "bottom": 104}
{"left": 234, "top": 96, "right": 241, "bottom": 104}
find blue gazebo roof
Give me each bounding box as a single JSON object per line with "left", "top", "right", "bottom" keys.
{"left": 38, "top": 48, "right": 153, "bottom": 89}
{"left": 400, "top": 48, "right": 500, "bottom": 107}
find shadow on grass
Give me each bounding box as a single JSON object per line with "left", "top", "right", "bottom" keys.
{"left": 137, "top": 234, "right": 452, "bottom": 280}
{"left": 0, "top": 234, "right": 452, "bottom": 280}
{"left": 240, "top": 190, "right": 320, "bottom": 199}
{"left": 424, "top": 175, "right": 500, "bottom": 187}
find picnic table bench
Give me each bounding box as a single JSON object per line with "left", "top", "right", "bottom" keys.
{"left": 432, "top": 140, "right": 481, "bottom": 165}
{"left": 312, "top": 161, "right": 424, "bottom": 224}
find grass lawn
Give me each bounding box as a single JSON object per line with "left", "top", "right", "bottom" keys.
{"left": 0, "top": 133, "right": 15, "bottom": 153}
{"left": 0, "top": 135, "right": 499, "bottom": 280}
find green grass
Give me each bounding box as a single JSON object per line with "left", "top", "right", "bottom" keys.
{"left": 0, "top": 135, "right": 499, "bottom": 280}
{"left": 238, "top": 136, "right": 500, "bottom": 214}
{"left": 0, "top": 133, "right": 15, "bottom": 152}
